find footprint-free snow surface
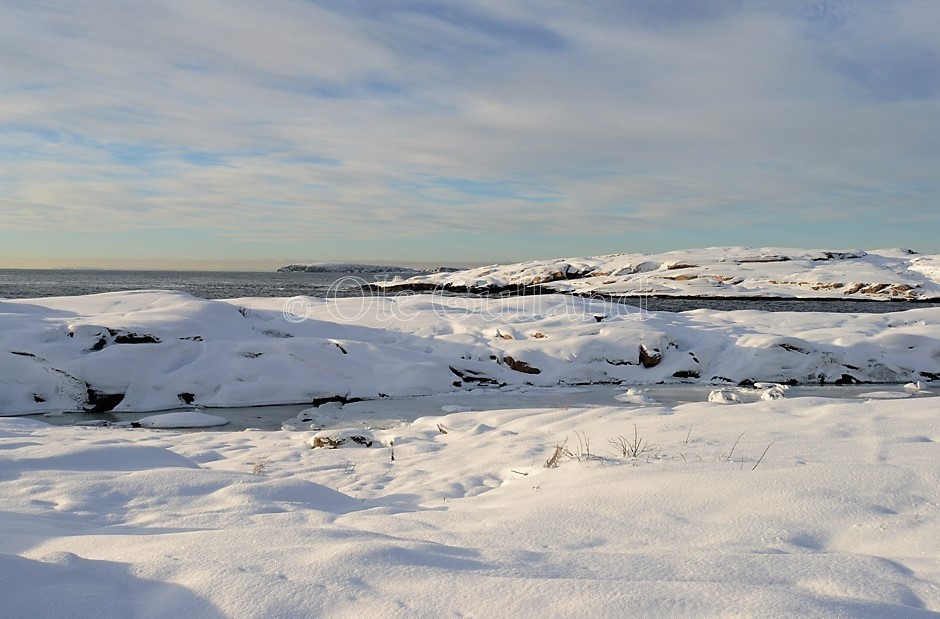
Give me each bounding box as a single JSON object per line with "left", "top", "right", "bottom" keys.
{"left": 2, "top": 394, "right": 939, "bottom": 616}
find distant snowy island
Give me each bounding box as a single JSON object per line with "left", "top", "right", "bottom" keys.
{"left": 277, "top": 263, "right": 460, "bottom": 274}
{"left": 375, "top": 247, "right": 940, "bottom": 301}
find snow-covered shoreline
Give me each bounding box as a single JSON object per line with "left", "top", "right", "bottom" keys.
{"left": 376, "top": 247, "right": 940, "bottom": 301}
{"left": 2, "top": 290, "right": 939, "bottom": 416}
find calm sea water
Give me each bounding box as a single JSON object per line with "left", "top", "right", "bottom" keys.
{"left": 1, "top": 268, "right": 939, "bottom": 313}
{"left": 0, "top": 269, "right": 385, "bottom": 300}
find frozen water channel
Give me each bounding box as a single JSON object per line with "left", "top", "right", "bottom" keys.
{"left": 32, "top": 383, "right": 936, "bottom": 432}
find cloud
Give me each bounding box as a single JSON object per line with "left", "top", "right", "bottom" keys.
{"left": 1, "top": 0, "right": 938, "bottom": 264}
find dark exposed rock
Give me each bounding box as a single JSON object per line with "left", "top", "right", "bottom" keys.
{"left": 241, "top": 351, "right": 263, "bottom": 358}
{"left": 311, "top": 394, "right": 363, "bottom": 407}
{"left": 114, "top": 332, "right": 161, "bottom": 344}
{"left": 33, "top": 394, "right": 45, "bottom": 403}
{"left": 373, "top": 281, "right": 556, "bottom": 297}
{"left": 605, "top": 358, "right": 635, "bottom": 366}
{"left": 503, "top": 356, "right": 541, "bottom": 375}
{"left": 180, "top": 335, "right": 204, "bottom": 341}
{"left": 834, "top": 374, "right": 864, "bottom": 385}
{"left": 920, "top": 371, "right": 939, "bottom": 381}
{"left": 779, "top": 343, "right": 810, "bottom": 354}
{"left": 10, "top": 351, "right": 36, "bottom": 358}
{"left": 672, "top": 370, "right": 700, "bottom": 379}
{"left": 85, "top": 388, "right": 125, "bottom": 413}
{"left": 812, "top": 251, "right": 867, "bottom": 261}
{"left": 333, "top": 342, "right": 348, "bottom": 354}
{"left": 449, "top": 366, "right": 502, "bottom": 385}
{"left": 639, "top": 344, "right": 662, "bottom": 368}
{"left": 178, "top": 392, "right": 195, "bottom": 405}
{"left": 311, "top": 434, "right": 373, "bottom": 448}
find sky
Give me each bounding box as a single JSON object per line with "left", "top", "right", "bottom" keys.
{"left": 1, "top": 0, "right": 938, "bottom": 270}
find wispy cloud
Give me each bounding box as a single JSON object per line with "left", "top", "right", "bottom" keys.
{"left": 1, "top": 0, "right": 938, "bottom": 266}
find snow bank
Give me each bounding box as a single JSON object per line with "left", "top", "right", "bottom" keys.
{"left": 1, "top": 395, "right": 938, "bottom": 616}
{"left": 376, "top": 247, "right": 940, "bottom": 300}
{"left": 2, "top": 291, "right": 939, "bottom": 414}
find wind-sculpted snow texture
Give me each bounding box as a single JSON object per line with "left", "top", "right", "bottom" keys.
{"left": 377, "top": 247, "right": 940, "bottom": 300}
{"left": 2, "top": 290, "right": 939, "bottom": 414}
{"left": 2, "top": 395, "right": 939, "bottom": 617}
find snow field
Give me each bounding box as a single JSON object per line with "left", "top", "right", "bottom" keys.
{"left": 1, "top": 395, "right": 939, "bottom": 617}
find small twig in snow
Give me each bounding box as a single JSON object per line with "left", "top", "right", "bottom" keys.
{"left": 752, "top": 443, "right": 773, "bottom": 471}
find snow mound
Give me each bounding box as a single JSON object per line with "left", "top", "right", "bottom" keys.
{"left": 616, "top": 387, "right": 658, "bottom": 405}
{"left": 709, "top": 389, "right": 740, "bottom": 404}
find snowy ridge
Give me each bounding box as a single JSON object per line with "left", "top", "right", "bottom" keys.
{"left": 2, "top": 291, "right": 939, "bottom": 415}
{"left": 376, "top": 247, "right": 940, "bottom": 300}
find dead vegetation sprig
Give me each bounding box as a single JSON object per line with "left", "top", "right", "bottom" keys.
{"left": 608, "top": 424, "right": 659, "bottom": 460}
{"left": 543, "top": 427, "right": 773, "bottom": 471}
{"left": 249, "top": 456, "right": 270, "bottom": 475}
{"left": 543, "top": 432, "right": 606, "bottom": 468}
{"left": 752, "top": 443, "right": 773, "bottom": 470}
{"left": 544, "top": 439, "right": 569, "bottom": 469}
{"left": 721, "top": 432, "right": 746, "bottom": 462}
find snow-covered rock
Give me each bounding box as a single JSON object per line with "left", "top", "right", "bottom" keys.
{"left": 615, "top": 388, "right": 658, "bottom": 405}
{"left": 308, "top": 428, "right": 376, "bottom": 448}
{"left": 375, "top": 247, "right": 940, "bottom": 300}
{"left": 2, "top": 291, "right": 939, "bottom": 415}
{"left": 708, "top": 389, "right": 740, "bottom": 404}
{"left": 904, "top": 381, "right": 931, "bottom": 394}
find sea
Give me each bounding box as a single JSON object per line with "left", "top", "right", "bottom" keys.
{"left": 2, "top": 268, "right": 939, "bottom": 313}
